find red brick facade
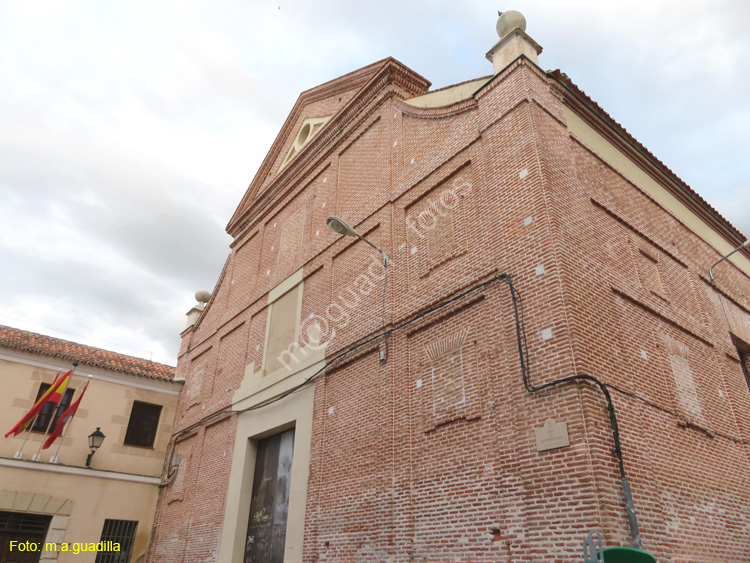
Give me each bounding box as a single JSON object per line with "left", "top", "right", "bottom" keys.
{"left": 148, "top": 53, "right": 750, "bottom": 563}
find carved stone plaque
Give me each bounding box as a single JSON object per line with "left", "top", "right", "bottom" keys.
{"left": 535, "top": 419, "right": 570, "bottom": 452}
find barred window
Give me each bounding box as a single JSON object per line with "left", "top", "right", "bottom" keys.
{"left": 32, "top": 384, "right": 75, "bottom": 433}
{"left": 0, "top": 510, "right": 51, "bottom": 533}
{"left": 95, "top": 519, "right": 137, "bottom": 563}
{"left": 124, "top": 401, "right": 162, "bottom": 448}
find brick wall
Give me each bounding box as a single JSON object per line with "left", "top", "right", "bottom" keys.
{"left": 148, "top": 57, "right": 750, "bottom": 562}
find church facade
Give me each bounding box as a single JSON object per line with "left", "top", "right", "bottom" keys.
{"left": 149, "top": 13, "right": 750, "bottom": 563}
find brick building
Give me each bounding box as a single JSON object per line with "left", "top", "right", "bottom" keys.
{"left": 149, "top": 12, "right": 750, "bottom": 563}
{"left": 0, "top": 325, "right": 181, "bottom": 563}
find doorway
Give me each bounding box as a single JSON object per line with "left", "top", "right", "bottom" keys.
{"left": 244, "top": 428, "right": 295, "bottom": 563}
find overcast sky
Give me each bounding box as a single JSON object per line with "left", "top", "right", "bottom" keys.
{"left": 1, "top": 0, "right": 747, "bottom": 366}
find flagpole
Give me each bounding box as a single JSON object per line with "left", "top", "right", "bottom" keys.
{"left": 51, "top": 377, "right": 90, "bottom": 464}
{"left": 50, "top": 410, "right": 74, "bottom": 464}
{"left": 33, "top": 405, "right": 59, "bottom": 461}
{"left": 13, "top": 413, "right": 40, "bottom": 459}
{"left": 14, "top": 369, "right": 61, "bottom": 460}
{"left": 33, "top": 364, "right": 77, "bottom": 462}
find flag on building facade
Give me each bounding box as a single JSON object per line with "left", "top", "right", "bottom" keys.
{"left": 43, "top": 381, "right": 88, "bottom": 449}
{"left": 4, "top": 369, "right": 72, "bottom": 438}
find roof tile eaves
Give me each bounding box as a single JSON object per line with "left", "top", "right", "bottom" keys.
{"left": 549, "top": 69, "right": 747, "bottom": 243}
{"left": 0, "top": 325, "right": 175, "bottom": 381}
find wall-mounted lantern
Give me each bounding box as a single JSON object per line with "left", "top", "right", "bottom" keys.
{"left": 86, "top": 427, "right": 105, "bottom": 468}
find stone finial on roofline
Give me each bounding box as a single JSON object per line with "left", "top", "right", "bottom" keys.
{"left": 185, "top": 290, "right": 211, "bottom": 328}
{"left": 487, "top": 10, "right": 543, "bottom": 74}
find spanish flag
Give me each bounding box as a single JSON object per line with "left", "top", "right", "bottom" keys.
{"left": 43, "top": 381, "right": 88, "bottom": 449}
{"left": 5, "top": 370, "right": 72, "bottom": 438}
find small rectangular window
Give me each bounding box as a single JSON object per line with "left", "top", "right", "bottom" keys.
{"left": 741, "top": 351, "right": 750, "bottom": 383}
{"left": 31, "top": 384, "right": 75, "bottom": 433}
{"left": 94, "top": 519, "right": 137, "bottom": 563}
{"left": 124, "top": 401, "right": 162, "bottom": 448}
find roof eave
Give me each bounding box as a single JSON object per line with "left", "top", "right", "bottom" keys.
{"left": 548, "top": 69, "right": 749, "bottom": 257}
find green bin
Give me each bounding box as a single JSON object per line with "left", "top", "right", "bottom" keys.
{"left": 603, "top": 546, "right": 656, "bottom": 563}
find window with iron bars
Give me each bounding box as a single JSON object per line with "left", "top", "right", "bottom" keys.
{"left": 94, "top": 519, "right": 138, "bottom": 563}
{"left": 0, "top": 510, "right": 51, "bottom": 533}
{"left": 733, "top": 336, "right": 750, "bottom": 392}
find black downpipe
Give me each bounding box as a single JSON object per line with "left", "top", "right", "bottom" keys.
{"left": 503, "top": 275, "right": 643, "bottom": 550}
{"left": 163, "top": 270, "right": 642, "bottom": 548}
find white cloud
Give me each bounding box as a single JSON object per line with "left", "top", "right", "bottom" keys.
{"left": 0, "top": 0, "right": 747, "bottom": 364}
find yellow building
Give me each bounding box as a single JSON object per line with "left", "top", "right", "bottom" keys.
{"left": 0, "top": 325, "right": 182, "bottom": 563}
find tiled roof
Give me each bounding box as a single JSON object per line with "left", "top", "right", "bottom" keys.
{"left": 548, "top": 69, "right": 748, "bottom": 243}
{"left": 0, "top": 325, "right": 175, "bottom": 381}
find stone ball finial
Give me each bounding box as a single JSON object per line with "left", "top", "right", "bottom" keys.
{"left": 496, "top": 10, "right": 527, "bottom": 39}
{"left": 195, "top": 290, "right": 211, "bottom": 304}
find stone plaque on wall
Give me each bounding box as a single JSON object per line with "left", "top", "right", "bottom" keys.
{"left": 535, "top": 419, "right": 570, "bottom": 452}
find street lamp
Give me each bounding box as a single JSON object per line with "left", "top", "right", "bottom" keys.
{"left": 86, "top": 427, "right": 105, "bottom": 468}
{"left": 326, "top": 216, "right": 389, "bottom": 268}
{"left": 326, "top": 216, "right": 390, "bottom": 363}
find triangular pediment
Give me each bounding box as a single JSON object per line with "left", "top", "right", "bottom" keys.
{"left": 226, "top": 57, "right": 430, "bottom": 237}
{"left": 278, "top": 115, "right": 332, "bottom": 171}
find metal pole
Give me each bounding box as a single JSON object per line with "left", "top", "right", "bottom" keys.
{"left": 13, "top": 414, "right": 39, "bottom": 459}
{"left": 51, "top": 380, "right": 88, "bottom": 463}
{"left": 14, "top": 368, "right": 61, "bottom": 459}
{"left": 34, "top": 365, "right": 77, "bottom": 461}
{"left": 708, "top": 240, "right": 749, "bottom": 282}
{"left": 33, "top": 403, "right": 60, "bottom": 461}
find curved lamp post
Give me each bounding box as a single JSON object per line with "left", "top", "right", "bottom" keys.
{"left": 326, "top": 216, "right": 390, "bottom": 363}
{"left": 708, "top": 239, "right": 749, "bottom": 283}
{"left": 326, "top": 216, "right": 389, "bottom": 268}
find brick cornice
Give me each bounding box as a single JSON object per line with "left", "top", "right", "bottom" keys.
{"left": 473, "top": 55, "right": 545, "bottom": 100}
{"left": 226, "top": 58, "right": 430, "bottom": 238}
{"left": 184, "top": 253, "right": 231, "bottom": 344}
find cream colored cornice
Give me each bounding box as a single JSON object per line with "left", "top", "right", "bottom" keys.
{"left": 0, "top": 456, "right": 161, "bottom": 485}
{"left": 550, "top": 70, "right": 749, "bottom": 258}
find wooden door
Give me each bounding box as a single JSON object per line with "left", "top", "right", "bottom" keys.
{"left": 244, "top": 428, "right": 295, "bottom": 563}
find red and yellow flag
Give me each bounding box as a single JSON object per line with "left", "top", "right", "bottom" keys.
{"left": 5, "top": 370, "right": 72, "bottom": 438}
{"left": 43, "top": 381, "right": 88, "bottom": 449}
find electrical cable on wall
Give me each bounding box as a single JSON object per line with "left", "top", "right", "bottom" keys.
{"left": 502, "top": 275, "right": 643, "bottom": 550}
{"left": 161, "top": 269, "right": 747, "bottom": 550}
{"left": 169, "top": 271, "right": 506, "bottom": 444}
